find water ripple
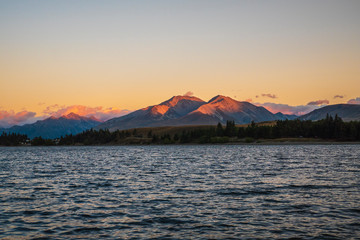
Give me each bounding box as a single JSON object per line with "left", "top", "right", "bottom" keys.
{"left": 0, "top": 145, "right": 359, "bottom": 239}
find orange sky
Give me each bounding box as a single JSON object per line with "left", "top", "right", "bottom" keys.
{"left": 1, "top": 1, "right": 360, "bottom": 126}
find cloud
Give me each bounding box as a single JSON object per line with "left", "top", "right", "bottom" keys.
{"left": 244, "top": 98, "right": 253, "bottom": 102}
{"left": 0, "top": 105, "right": 133, "bottom": 128}
{"left": 307, "top": 99, "right": 329, "bottom": 106}
{"left": 0, "top": 110, "right": 37, "bottom": 128}
{"left": 333, "top": 95, "right": 344, "bottom": 99}
{"left": 261, "top": 93, "right": 277, "bottom": 99}
{"left": 42, "top": 105, "right": 132, "bottom": 121}
{"left": 347, "top": 97, "right": 360, "bottom": 105}
{"left": 255, "top": 102, "right": 320, "bottom": 116}
{"left": 184, "top": 91, "right": 194, "bottom": 97}
{"left": 42, "top": 104, "right": 64, "bottom": 115}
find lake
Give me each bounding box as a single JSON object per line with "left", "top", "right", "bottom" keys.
{"left": 0, "top": 145, "right": 359, "bottom": 239}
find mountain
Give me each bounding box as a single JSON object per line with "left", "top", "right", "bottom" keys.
{"left": 274, "top": 112, "right": 298, "bottom": 120}
{"left": 1, "top": 113, "right": 102, "bottom": 139}
{"left": 96, "top": 95, "right": 285, "bottom": 131}
{"left": 299, "top": 104, "right": 360, "bottom": 121}
{"left": 165, "top": 95, "right": 279, "bottom": 125}
{"left": 95, "top": 95, "right": 206, "bottom": 131}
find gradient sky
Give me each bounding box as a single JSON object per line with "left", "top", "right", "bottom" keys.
{"left": 1, "top": 0, "right": 360, "bottom": 126}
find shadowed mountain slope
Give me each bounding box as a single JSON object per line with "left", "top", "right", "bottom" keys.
{"left": 299, "top": 104, "right": 360, "bottom": 121}
{"left": 1, "top": 113, "right": 102, "bottom": 139}
{"left": 96, "top": 95, "right": 283, "bottom": 131}
{"left": 95, "top": 95, "right": 206, "bottom": 131}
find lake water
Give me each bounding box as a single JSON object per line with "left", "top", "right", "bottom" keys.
{"left": 0, "top": 145, "right": 359, "bottom": 239}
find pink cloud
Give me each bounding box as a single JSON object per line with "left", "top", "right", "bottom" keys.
{"left": 42, "top": 104, "right": 64, "bottom": 115}
{"left": 42, "top": 105, "right": 132, "bottom": 121}
{"left": 184, "top": 91, "right": 194, "bottom": 97}
{"left": 261, "top": 93, "right": 277, "bottom": 99}
{"left": 307, "top": 99, "right": 329, "bottom": 106}
{"left": 255, "top": 102, "right": 320, "bottom": 116}
{"left": 0, "top": 110, "right": 37, "bottom": 128}
{"left": 0, "top": 105, "right": 132, "bottom": 128}
{"left": 347, "top": 97, "right": 360, "bottom": 104}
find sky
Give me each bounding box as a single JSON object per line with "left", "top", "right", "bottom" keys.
{"left": 1, "top": 0, "right": 360, "bottom": 127}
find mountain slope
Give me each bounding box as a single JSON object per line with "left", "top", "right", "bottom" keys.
{"left": 173, "top": 95, "right": 279, "bottom": 125}
{"left": 274, "top": 112, "right": 298, "bottom": 120}
{"left": 97, "top": 95, "right": 284, "bottom": 131}
{"left": 1, "top": 113, "right": 102, "bottom": 139}
{"left": 299, "top": 104, "right": 360, "bottom": 121}
{"left": 96, "top": 95, "right": 206, "bottom": 131}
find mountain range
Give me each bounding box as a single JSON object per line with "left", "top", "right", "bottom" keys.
{"left": 299, "top": 104, "right": 360, "bottom": 121}
{"left": 1, "top": 113, "right": 102, "bottom": 139}
{"left": 95, "top": 95, "right": 284, "bottom": 131}
{"left": 1, "top": 95, "right": 360, "bottom": 138}
{"left": 97, "top": 95, "right": 360, "bottom": 131}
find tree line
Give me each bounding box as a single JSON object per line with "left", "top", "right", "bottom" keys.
{"left": 0, "top": 132, "right": 28, "bottom": 146}
{"left": 1, "top": 115, "right": 360, "bottom": 146}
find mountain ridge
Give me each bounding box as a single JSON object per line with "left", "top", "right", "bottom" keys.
{"left": 95, "top": 95, "right": 206, "bottom": 130}
{"left": 96, "top": 95, "right": 360, "bottom": 131}
{"left": 2, "top": 97, "right": 360, "bottom": 138}
{"left": 96, "top": 95, "right": 283, "bottom": 131}
{"left": 298, "top": 104, "right": 360, "bottom": 121}
{"left": 1, "top": 113, "right": 102, "bottom": 139}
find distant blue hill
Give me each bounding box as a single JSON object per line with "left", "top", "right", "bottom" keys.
{"left": 1, "top": 113, "right": 102, "bottom": 139}
{"left": 274, "top": 112, "right": 298, "bottom": 120}
{"left": 298, "top": 104, "right": 360, "bottom": 122}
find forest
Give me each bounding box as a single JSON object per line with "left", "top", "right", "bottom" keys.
{"left": 1, "top": 115, "right": 360, "bottom": 146}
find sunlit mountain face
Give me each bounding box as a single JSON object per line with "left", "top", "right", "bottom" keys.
{"left": 299, "top": 104, "right": 360, "bottom": 122}
{"left": 2, "top": 97, "right": 360, "bottom": 138}
{"left": 140, "top": 95, "right": 206, "bottom": 119}
{"left": 184, "top": 95, "right": 278, "bottom": 123}
{"left": 96, "top": 95, "right": 282, "bottom": 131}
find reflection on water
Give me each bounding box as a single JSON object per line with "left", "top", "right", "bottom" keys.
{"left": 0, "top": 145, "right": 359, "bottom": 239}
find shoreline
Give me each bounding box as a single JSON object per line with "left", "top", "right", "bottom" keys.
{"left": 2, "top": 140, "right": 360, "bottom": 147}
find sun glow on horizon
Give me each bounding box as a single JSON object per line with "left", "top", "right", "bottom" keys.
{"left": 1, "top": 1, "right": 360, "bottom": 127}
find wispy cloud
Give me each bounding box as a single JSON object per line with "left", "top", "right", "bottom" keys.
{"left": 0, "top": 110, "right": 38, "bottom": 128}
{"left": 261, "top": 93, "right": 277, "bottom": 99}
{"left": 42, "top": 104, "right": 65, "bottom": 115}
{"left": 0, "top": 105, "right": 133, "bottom": 128}
{"left": 184, "top": 91, "right": 194, "bottom": 97}
{"left": 255, "top": 102, "right": 320, "bottom": 116}
{"left": 42, "top": 105, "right": 132, "bottom": 121}
{"left": 307, "top": 99, "right": 329, "bottom": 106}
{"left": 347, "top": 97, "right": 360, "bottom": 104}
{"left": 256, "top": 99, "right": 330, "bottom": 115}
{"left": 333, "top": 95, "right": 344, "bottom": 99}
